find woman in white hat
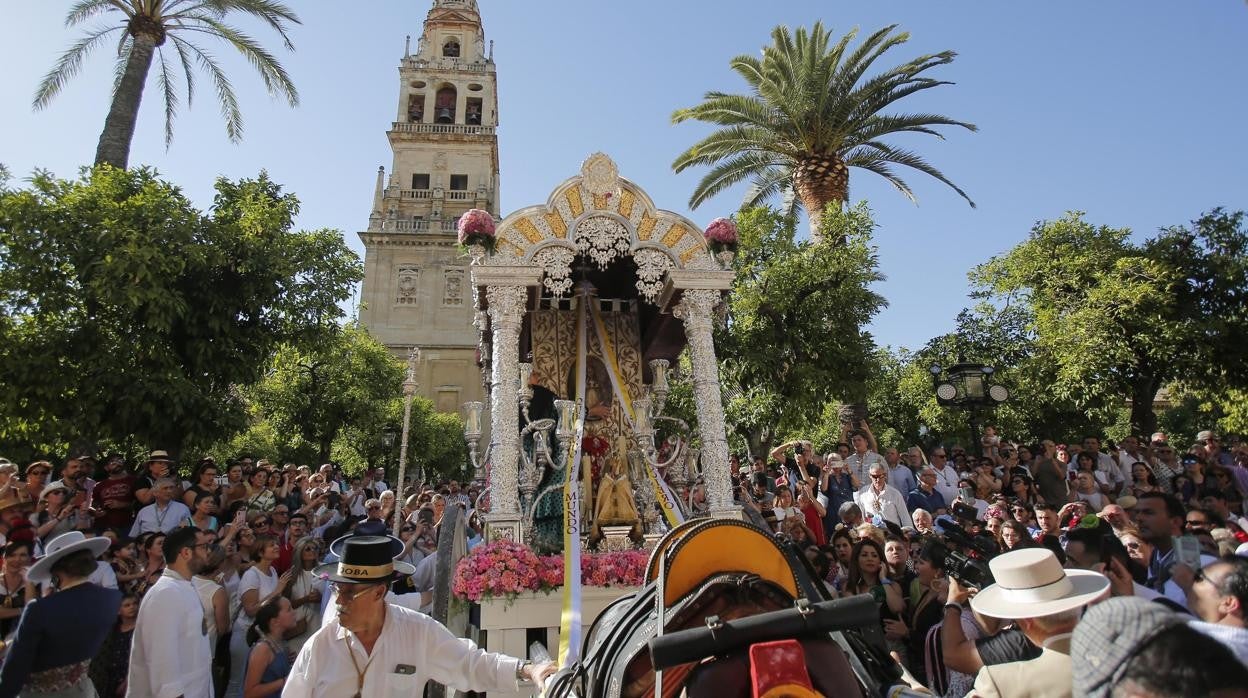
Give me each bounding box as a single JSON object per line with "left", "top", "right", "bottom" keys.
{"left": 0, "top": 531, "right": 121, "bottom": 696}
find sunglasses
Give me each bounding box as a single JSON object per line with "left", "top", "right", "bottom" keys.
{"left": 870, "top": 474, "right": 886, "bottom": 480}
{"left": 254, "top": 519, "right": 270, "bottom": 526}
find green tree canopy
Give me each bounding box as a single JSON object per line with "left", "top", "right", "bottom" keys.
{"left": 0, "top": 165, "right": 360, "bottom": 460}
{"left": 222, "top": 326, "right": 469, "bottom": 481}
{"left": 971, "top": 209, "right": 1248, "bottom": 436}
{"left": 34, "top": 0, "right": 301, "bottom": 169}
{"left": 710, "top": 204, "right": 886, "bottom": 454}
{"left": 672, "top": 22, "right": 975, "bottom": 239}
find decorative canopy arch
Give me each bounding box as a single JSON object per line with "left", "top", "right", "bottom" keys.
{"left": 488, "top": 153, "right": 720, "bottom": 303}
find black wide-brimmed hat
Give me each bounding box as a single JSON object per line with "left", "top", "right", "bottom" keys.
{"left": 317, "top": 535, "right": 415, "bottom": 584}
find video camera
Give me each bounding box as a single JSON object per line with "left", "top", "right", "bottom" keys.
{"left": 927, "top": 517, "right": 999, "bottom": 589}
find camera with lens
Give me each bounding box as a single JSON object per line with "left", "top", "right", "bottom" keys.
{"left": 926, "top": 518, "right": 999, "bottom": 589}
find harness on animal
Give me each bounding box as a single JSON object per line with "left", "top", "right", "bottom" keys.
{"left": 545, "top": 518, "right": 903, "bottom": 698}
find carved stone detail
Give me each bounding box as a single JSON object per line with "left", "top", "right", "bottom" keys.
{"left": 396, "top": 265, "right": 421, "bottom": 304}
{"left": 672, "top": 289, "right": 733, "bottom": 512}
{"left": 443, "top": 268, "right": 465, "bottom": 306}
{"left": 580, "top": 152, "right": 620, "bottom": 197}
{"left": 484, "top": 284, "right": 528, "bottom": 519}
{"left": 532, "top": 246, "right": 576, "bottom": 297}
{"left": 574, "top": 215, "right": 630, "bottom": 270}
{"left": 633, "top": 248, "right": 673, "bottom": 304}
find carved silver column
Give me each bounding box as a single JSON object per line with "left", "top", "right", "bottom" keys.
{"left": 484, "top": 284, "right": 527, "bottom": 541}
{"left": 672, "top": 289, "right": 735, "bottom": 514}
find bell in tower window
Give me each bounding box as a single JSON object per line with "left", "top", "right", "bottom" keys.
{"left": 435, "top": 86, "right": 457, "bottom": 124}
{"left": 466, "top": 97, "right": 482, "bottom": 125}
{"left": 443, "top": 39, "right": 460, "bottom": 58}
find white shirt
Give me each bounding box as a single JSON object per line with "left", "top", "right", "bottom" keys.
{"left": 285, "top": 603, "right": 521, "bottom": 697}
{"left": 127, "top": 571, "right": 213, "bottom": 698}
{"left": 933, "top": 463, "right": 961, "bottom": 505}
{"left": 89, "top": 560, "right": 118, "bottom": 589}
{"left": 129, "top": 500, "right": 192, "bottom": 537}
{"left": 853, "top": 483, "right": 913, "bottom": 528}
{"left": 235, "top": 565, "right": 279, "bottom": 632}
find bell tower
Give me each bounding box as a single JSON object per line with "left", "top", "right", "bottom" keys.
{"left": 357, "top": 0, "right": 498, "bottom": 414}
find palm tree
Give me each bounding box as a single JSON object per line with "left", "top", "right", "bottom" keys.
{"left": 34, "top": 0, "right": 301, "bottom": 170}
{"left": 672, "top": 23, "right": 976, "bottom": 240}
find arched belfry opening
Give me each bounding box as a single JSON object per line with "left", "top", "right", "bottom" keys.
{"left": 443, "top": 38, "right": 460, "bottom": 57}
{"left": 435, "top": 85, "right": 457, "bottom": 123}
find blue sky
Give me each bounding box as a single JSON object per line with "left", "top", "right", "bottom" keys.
{"left": 4, "top": 2, "right": 1246, "bottom": 351}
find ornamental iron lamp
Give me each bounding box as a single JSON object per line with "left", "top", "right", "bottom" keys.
{"left": 930, "top": 355, "right": 1009, "bottom": 456}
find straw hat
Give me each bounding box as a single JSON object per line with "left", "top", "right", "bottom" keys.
{"left": 39, "top": 482, "right": 71, "bottom": 502}
{"left": 28, "top": 531, "right": 111, "bottom": 584}
{"left": 969, "top": 548, "right": 1110, "bottom": 619}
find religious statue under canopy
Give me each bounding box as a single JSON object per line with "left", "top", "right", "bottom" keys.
{"left": 591, "top": 434, "right": 642, "bottom": 544}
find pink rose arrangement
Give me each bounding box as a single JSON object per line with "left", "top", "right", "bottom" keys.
{"left": 451, "top": 540, "right": 543, "bottom": 602}
{"left": 456, "top": 208, "right": 496, "bottom": 250}
{"left": 452, "top": 543, "right": 647, "bottom": 602}
{"left": 704, "top": 217, "right": 739, "bottom": 253}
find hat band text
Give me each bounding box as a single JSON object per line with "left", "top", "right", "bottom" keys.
{"left": 337, "top": 561, "right": 394, "bottom": 579}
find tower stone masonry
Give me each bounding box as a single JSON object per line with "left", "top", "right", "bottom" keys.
{"left": 357, "top": 0, "right": 496, "bottom": 414}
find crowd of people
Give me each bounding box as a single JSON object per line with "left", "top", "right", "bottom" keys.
{"left": 0, "top": 424, "right": 1246, "bottom": 697}
{"left": 0, "top": 450, "right": 536, "bottom": 697}
{"left": 728, "top": 422, "right": 1248, "bottom": 696}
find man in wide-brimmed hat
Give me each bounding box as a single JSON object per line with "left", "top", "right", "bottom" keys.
{"left": 965, "top": 548, "right": 1110, "bottom": 698}
{"left": 285, "top": 535, "right": 555, "bottom": 697}
{"left": 135, "top": 449, "right": 176, "bottom": 506}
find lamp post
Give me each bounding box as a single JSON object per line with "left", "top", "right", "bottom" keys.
{"left": 930, "top": 355, "right": 1010, "bottom": 457}
{"left": 395, "top": 347, "right": 420, "bottom": 536}
{"left": 381, "top": 427, "right": 397, "bottom": 485}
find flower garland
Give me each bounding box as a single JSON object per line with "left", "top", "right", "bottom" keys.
{"left": 703, "top": 216, "right": 739, "bottom": 253}
{"left": 451, "top": 541, "right": 647, "bottom": 602}
{"left": 456, "top": 208, "right": 496, "bottom": 251}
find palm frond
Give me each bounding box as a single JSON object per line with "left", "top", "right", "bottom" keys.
{"left": 177, "top": 16, "right": 298, "bottom": 105}
{"left": 845, "top": 143, "right": 975, "bottom": 208}
{"left": 846, "top": 113, "right": 977, "bottom": 145}
{"left": 687, "top": 151, "right": 783, "bottom": 210}
{"left": 32, "top": 26, "right": 123, "bottom": 109}
{"left": 111, "top": 36, "right": 133, "bottom": 94}
{"left": 154, "top": 48, "right": 179, "bottom": 147}
{"left": 172, "top": 36, "right": 243, "bottom": 141}
{"left": 171, "top": 37, "right": 196, "bottom": 108}
{"left": 671, "top": 125, "right": 782, "bottom": 171}
{"left": 65, "top": 0, "right": 125, "bottom": 26}
{"left": 843, "top": 154, "right": 916, "bottom": 204}
{"left": 742, "top": 165, "right": 798, "bottom": 217}
{"left": 171, "top": 0, "right": 301, "bottom": 51}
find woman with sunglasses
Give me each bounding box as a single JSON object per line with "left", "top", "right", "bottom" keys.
{"left": 286, "top": 536, "right": 323, "bottom": 654}
{"left": 21, "top": 462, "right": 52, "bottom": 509}
{"left": 1008, "top": 473, "right": 1042, "bottom": 509}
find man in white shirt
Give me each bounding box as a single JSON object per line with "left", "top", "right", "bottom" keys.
{"left": 287, "top": 536, "right": 555, "bottom": 697}
{"left": 127, "top": 527, "right": 213, "bottom": 698}
{"left": 129, "top": 478, "right": 191, "bottom": 537}
{"left": 853, "top": 464, "right": 913, "bottom": 529}
{"left": 1083, "top": 436, "right": 1126, "bottom": 494}
{"left": 927, "top": 447, "right": 961, "bottom": 505}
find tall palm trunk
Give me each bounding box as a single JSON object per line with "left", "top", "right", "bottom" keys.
{"left": 94, "top": 33, "right": 159, "bottom": 169}
{"left": 792, "top": 155, "right": 849, "bottom": 243}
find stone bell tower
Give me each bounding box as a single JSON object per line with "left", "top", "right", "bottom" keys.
{"left": 357, "top": 0, "right": 498, "bottom": 414}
